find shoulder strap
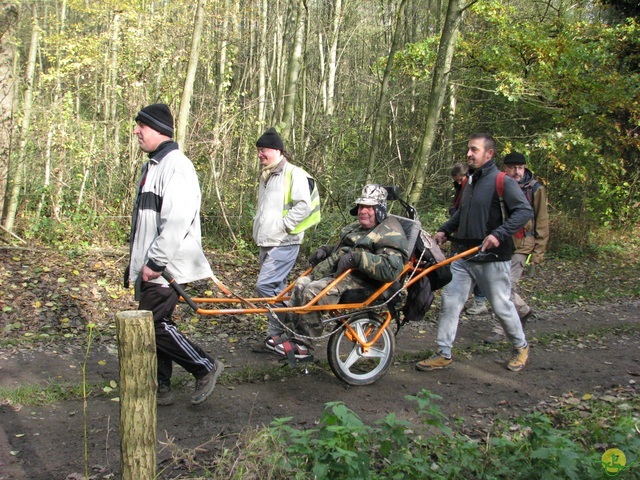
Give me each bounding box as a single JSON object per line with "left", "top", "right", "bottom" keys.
{"left": 496, "top": 172, "right": 508, "bottom": 222}
{"left": 496, "top": 171, "right": 506, "bottom": 198}
{"left": 523, "top": 179, "right": 541, "bottom": 235}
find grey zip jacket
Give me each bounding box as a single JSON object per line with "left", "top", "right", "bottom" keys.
{"left": 127, "top": 141, "right": 213, "bottom": 285}
{"left": 252, "top": 159, "right": 312, "bottom": 247}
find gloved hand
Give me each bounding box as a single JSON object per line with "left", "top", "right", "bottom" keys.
{"left": 308, "top": 246, "right": 332, "bottom": 266}
{"left": 334, "top": 252, "right": 356, "bottom": 276}
{"left": 526, "top": 263, "right": 536, "bottom": 277}
{"left": 123, "top": 265, "right": 130, "bottom": 289}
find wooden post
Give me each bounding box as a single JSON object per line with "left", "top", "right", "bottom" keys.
{"left": 116, "top": 310, "right": 157, "bottom": 480}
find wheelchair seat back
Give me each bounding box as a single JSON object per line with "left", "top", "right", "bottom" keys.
{"left": 339, "top": 214, "right": 422, "bottom": 305}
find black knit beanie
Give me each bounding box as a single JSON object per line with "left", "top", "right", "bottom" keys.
{"left": 135, "top": 103, "right": 174, "bottom": 138}
{"left": 255, "top": 127, "right": 284, "bottom": 151}
{"left": 503, "top": 152, "right": 527, "bottom": 165}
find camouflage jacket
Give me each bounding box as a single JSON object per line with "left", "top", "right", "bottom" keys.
{"left": 312, "top": 216, "right": 409, "bottom": 283}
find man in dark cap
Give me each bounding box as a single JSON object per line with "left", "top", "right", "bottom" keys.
{"left": 252, "top": 127, "right": 320, "bottom": 353}
{"left": 483, "top": 151, "right": 550, "bottom": 343}
{"left": 271, "top": 184, "right": 409, "bottom": 359}
{"left": 126, "top": 103, "right": 224, "bottom": 406}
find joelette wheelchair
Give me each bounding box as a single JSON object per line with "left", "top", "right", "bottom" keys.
{"left": 164, "top": 187, "right": 478, "bottom": 386}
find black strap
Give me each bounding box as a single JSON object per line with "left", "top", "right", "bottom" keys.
{"left": 448, "top": 236, "right": 484, "bottom": 246}
{"left": 279, "top": 340, "right": 298, "bottom": 367}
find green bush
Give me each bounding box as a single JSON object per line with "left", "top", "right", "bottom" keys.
{"left": 217, "top": 389, "right": 640, "bottom": 480}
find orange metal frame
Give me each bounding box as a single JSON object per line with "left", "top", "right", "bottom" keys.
{"left": 171, "top": 246, "right": 479, "bottom": 350}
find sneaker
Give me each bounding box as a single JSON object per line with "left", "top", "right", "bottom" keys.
{"left": 274, "top": 340, "right": 311, "bottom": 359}
{"left": 466, "top": 301, "right": 489, "bottom": 315}
{"left": 191, "top": 359, "right": 224, "bottom": 405}
{"left": 252, "top": 335, "right": 280, "bottom": 354}
{"left": 484, "top": 332, "right": 506, "bottom": 344}
{"left": 157, "top": 384, "right": 174, "bottom": 406}
{"left": 415, "top": 352, "right": 453, "bottom": 371}
{"left": 507, "top": 344, "right": 530, "bottom": 371}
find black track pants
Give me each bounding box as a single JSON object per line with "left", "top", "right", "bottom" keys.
{"left": 138, "top": 282, "right": 214, "bottom": 387}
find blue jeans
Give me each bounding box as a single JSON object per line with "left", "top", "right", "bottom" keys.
{"left": 436, "top": 259, "right": 526, "bottom": 357}
{"left": 256, "top": 244, "right": 300, "bottom": 336}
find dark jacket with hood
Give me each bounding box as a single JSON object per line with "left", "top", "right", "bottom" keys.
{"left": 438, "top": 160, "right": 532, "bottom": 262}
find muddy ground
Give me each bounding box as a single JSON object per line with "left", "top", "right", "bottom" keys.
{"left": 0, "top": 247, "right": 639, "bottom": 479}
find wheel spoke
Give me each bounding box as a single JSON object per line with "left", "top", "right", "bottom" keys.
{"left": 340, "top": 343, "right": 362, "bottom": 370}
{"left": 360, "top": 345, "right": 386, "bottom": 358}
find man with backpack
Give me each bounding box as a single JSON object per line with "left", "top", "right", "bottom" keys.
{"left": 415, "top": 133, "right": 533, "bottom": 372}
{"left": 484, "top": 151, "right": 550, "bottom": 343}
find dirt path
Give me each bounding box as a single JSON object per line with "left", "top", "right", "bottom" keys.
{"left": 1, "top": 297, "right": 639, "bottom": 479}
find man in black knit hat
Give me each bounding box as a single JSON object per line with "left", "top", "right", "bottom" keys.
{"left": 125, "top": 103, "right": 224, "bottom": 406}
{"left": 252, "top": 127, "right": 320, "bottom": 353}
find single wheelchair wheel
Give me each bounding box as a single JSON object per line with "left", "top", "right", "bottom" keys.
{"left": 327, "top": 312, "right": 396, "bottom": 386}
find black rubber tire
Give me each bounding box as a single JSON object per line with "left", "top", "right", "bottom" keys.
{"left": 327, "top": 312, "right": 395, "bottom": 386}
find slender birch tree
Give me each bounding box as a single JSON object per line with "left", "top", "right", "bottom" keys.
{"left": 3, "top": 3, "right": 38, "bottom": 232}
{"left": 0, "top": 1, "right": 18, "bottom": 215}
{"left": 406, "top": 0, "right": 475, "bottom": 205}
{"left": 176, "top": 0, "right": 206, "bottom": 148}
{"left": 325, "top": 0, "right": 343, "bottom": 116}
{"left": 365, "top": 0, "right": 407, "bottom": 183}
{"left": 279, "top": 0, "right": 306, "bottom": 141}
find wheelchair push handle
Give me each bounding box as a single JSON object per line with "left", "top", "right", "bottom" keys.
{"left": 161, "top": 271, "right": 200, "bottom": 313}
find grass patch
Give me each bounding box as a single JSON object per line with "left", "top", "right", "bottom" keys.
{"left": 0, "top": 382, "right": 85, "bottom": 406}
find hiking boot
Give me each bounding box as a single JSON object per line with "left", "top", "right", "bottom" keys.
{"left": 484, "top": 332, "right": 506, "bottom": 344}
{"left": 157, "top": 384, "right": 174, "bottom": 406}
{"left": 507, "top": 344, "right": 530, "bottom": 372}
{"left": 466, "top": 301, "right": 488, "bottom": 315}
{"left": 274, "top": 340, "right": 312, "bottom": 360}
{"left": 191, "top": 359, "right": 224, "bottom": 405}
{"left": 416, "top": 352, "right": 453, "bottom": 371}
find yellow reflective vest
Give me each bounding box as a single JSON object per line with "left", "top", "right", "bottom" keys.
{"left": 283, "top": 165, "right": 321, "bottom": 235}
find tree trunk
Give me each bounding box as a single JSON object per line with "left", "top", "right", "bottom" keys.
{"left": 279, "top": 0, "right": 306, "bottom": 141}
{"left": 365, "top": 0, "right": 407, "bottom": 183}
{"left": 215, "top": 0, "right": 230, "bottom": 128}
{"left": 0, "top": 1, "right": 18, "bottom": 219}
{"left": 35, "top": 129, "right": 53, "bottom": 223}
{"left": 3, "top": 3, "right": 38, "bottom": 232}
{"left": 406, "top": 0, "right": 473, "bottom": 205}
{"left": 176, "top": 0, "right": 206, "bottom": 148}
{"left": 257, "top": 0, "right": 268, "bottom": 127}
{"left": 108, "top": 12, "right": 120, "bottom": 169}
{"left": 116, "top": 310, "right": 157, "bottom": 480}
{"left": 443, "top": 82, "right": 457, "bottom": 165}
{"left": 326, "top": 0, "right": 342, "bottom": 116}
